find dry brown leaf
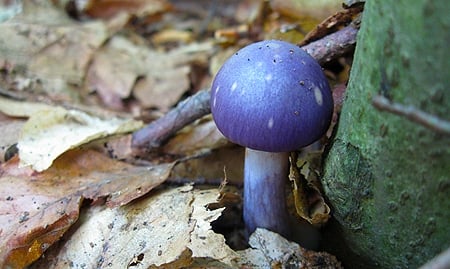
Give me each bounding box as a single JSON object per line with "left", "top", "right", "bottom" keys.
{"left": 133, "top": 65, "right": 191, "bottom": 110}
{"left": 162, "top": 116, "right": 229, "bottom": 156}
{"left": 86, "top": 36, "right": 213, "bottom": 110}
{"left": 30, "top": 186, "right": 237, "bottom": 268}
{"left": 0, "top": 149, "right": 175, "bottom": 268}
{"left": 78, "top": 0, "right": 171, "bottom": 20}
{"left": 169, "top": 147, "right": 244, "bottom": 186}
{"left": 290, "top": 152, "right": 331, "bottom": 226}
{"left": 0, "top": 1, "right": 128, "bottom": 101}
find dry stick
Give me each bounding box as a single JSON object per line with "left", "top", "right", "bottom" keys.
{"left": 372, "top": 95, "right": 450, "bottom": 135}
{"left": 132, "top": 25, "right": 359, "bottom": 149}
{"left": 132, "top": 89, "right": 211, "bottom": 148}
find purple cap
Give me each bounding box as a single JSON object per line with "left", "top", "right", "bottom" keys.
{"left": 211, "top": 40, "right": 333, "bottom": 152}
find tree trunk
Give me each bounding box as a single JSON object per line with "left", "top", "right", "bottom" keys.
{"left": 322, "top": 1, "right": 450, "bottom": 268}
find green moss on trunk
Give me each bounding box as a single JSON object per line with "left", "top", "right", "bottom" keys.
{"left": 322, "top": 1, "right": 450, "bottom": 268}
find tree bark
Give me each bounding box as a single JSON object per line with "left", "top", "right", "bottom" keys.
{"left": 322, "top": 1, "right": 450, "bottom": 268}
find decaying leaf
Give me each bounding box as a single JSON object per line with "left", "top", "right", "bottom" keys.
{"left": 289, "top": 152, "right": 331, "bottom": 226}
{"left": 0, "top": 149, "right": 175, "bottom": 268}
{"left": 188, "top": 188, "right": 238, "bottom": 265}
{"left": 86, "top": 36, "right": 213, "bottom": 110}
{"left": 0, "top": 1, "right": 127, "bottom": 101}
{"left": 162, "top": 116, "right": 229, "bottom": 156}
{"left": 0, "top": 97, "right": 142, "bottom": 171}
{"left": 76, "top": 0, "right": 172, "bottom": 20}
{"left": 237, "top": 228, "right": 342, "bottom": 268}
{"left": 30, "top": 185, "right": 237, "bottom": 268}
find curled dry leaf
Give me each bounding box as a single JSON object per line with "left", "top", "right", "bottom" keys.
{"left": 289, "top": 152, "right": 331, "bottom": 226}
{"left": 30, "top": 186, "right": 237, "bottom": 268}
{"left": 0, "top": 149, "right": 175, "bottom": 268}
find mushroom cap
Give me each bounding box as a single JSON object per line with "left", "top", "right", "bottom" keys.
{"left": 210, "top": 40, "right": 333, "bottom": 152}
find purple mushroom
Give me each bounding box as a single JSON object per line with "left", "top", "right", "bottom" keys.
{"left": 210, "top": 40, "right": 333, "bottom": 237}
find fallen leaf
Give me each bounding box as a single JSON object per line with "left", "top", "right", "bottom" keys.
{"left": 169, "top": 146, "right": 244, "bottom": 186}
{"left": 86, "top": 36, "right": 213, "bottom": 110}
{"left": 162, "top": 116, "right": 229, "bottom": 156}
{"left": 0, "top": 149, "right": 175, "bottom": 268}
{"left": 237, "top": 228, "right": 342, "bottom": 268}
{"left": 30, "top": 186, "right": 237, "bottom": 268}
{"left": 0, "top": 1, "right": 127, "bottom": 102}
{"left": 290, "top": 152, "right": 331, "bottom": 226}
{"left": 79, "top": 0, "right": 171, "bottom": 20}
{"left": 0, "top": 97, "right": 143, "bottom": 171}
{"left": 188, "top": 188, "right": 238, "bottom": 265}
{"left": 151, "top": 28, "right": 194, "bottom": 44}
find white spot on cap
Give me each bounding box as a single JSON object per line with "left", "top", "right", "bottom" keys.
{"left": 267, "top": 117, "right": 274, "bottom": 129}
{"left": 231, "top": 82, "right": 237, "bottom": 92}
{"left": 265, "top": 73, "right": 273, "bottom": 81}
{"left": 314, "top": 87, "right": 323, "bottom": 106}
{"left": 213, "top": 86, "right": 220, "bottom": 107}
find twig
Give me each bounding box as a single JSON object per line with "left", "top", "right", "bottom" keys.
{"left": 372, "top": 95, "right": 450, "bottom": 135}
{"left": 132, "top": 25, "right": 359, "bottom": 149}
{"left": 302, "top": 25, "right": 358, "bottom": 65}
{"left": 132, "top": 89, "right": 211, "bottom": 148}
{"left": 419, "top": 248, "right": 450, "bottom": 269}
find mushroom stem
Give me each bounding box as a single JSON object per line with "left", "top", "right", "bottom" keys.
{"left": 243, "top": 148, "right": 290, "bottom": 237}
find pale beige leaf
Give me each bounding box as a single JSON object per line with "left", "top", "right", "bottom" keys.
{"left": 0, "top": 96, "right": 54, "bottom": 117}
{"left": 237, "top": 228, "right": 342, "bottom": 268}
{"left": 31, "top": 186, "right": 236, "bottom": 268}
{"left": 0, "top": 98, "right": 143, "bottom": 171}
{"left": 189, "top": 189, "right": 238, "bottom": 265}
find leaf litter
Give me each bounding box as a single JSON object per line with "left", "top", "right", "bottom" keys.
{"left": 0, "top": 0, "right": 354, "bottom": 268}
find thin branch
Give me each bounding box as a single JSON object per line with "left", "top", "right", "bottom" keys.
{"left": 302, "top": 25, "right": 358, "bottom": 65}
{"left": 372, "top": 95, "right": 450, "bottom": 135}
{"left": 132, "top": 89, "right": 211, "bottom": 148}
{"left": 132, "top": 25, "right": 359, "bottom": 149}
